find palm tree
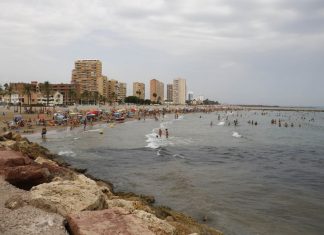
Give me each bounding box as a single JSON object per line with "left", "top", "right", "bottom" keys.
{"left": 41, "top": 81, "right": 51, "bottom": 107}
{"left": 136, "top": 90, "right": 141, "bottom": 98}
{"left": 68, "top": 89, "right": 76, "bottom": 105}
{"left": 4, "top": 83, "right": 13, "bottom": 105}
{"left": 93, "top": 91, "right": 99, "bottom": 105}
{"left": 23, "top": 84, "right": 32, "bottom": 111}
{"left": 81, "top": 90, "right": 89, "bottom": 105}
{"left": 153, "top": 93, "right": 157, "bottom": 103}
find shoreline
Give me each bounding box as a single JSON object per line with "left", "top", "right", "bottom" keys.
{"left": 2, "top": 103, "right": 322, "bottom": 137}
{"left": 0, "top": 131, "right": 223, "bottom": 234}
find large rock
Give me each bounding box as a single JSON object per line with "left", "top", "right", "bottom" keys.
{"left": 0, "top": 150, "right": 32, "bottom": 168}
{"left": 4, "top": 164, "right": 51, "bottom": 190}
{"left": 30, "top": 175, "right": 110, "bottom": 216}
{"left": 67, "top": 207, "right": 175, "bottom": 235}
{"left": 0, "top": 178, "right": 68, "bottom": 235}
{"left": 0, "top": 150, "right": 32, "bottom": 175}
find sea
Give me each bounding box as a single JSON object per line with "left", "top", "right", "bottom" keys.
{"left": 27, "top": 110, "right": 324, "bottom": 235}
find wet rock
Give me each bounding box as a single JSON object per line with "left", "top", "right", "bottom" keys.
{"left": 4, "top": 164, "right": 51, "bottom": 190}
{"left": 30, "top": 175, "right": 110, "bottom": 216}
{"left": 3, "top": 132, "right": 13, "bottom": 140}
{"left": 153, "top": 206, "right": 223, "bottom": 235}
{"left": 67, "top": 207, "right": 175, "bottom": 235}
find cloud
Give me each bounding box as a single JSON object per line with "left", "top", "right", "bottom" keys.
{"left": 0, "top": 0, "right": 323, "bottom": 105}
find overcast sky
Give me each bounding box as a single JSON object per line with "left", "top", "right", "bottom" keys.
{"left": 0, "top": 0, "right": 323, "bottom": 106}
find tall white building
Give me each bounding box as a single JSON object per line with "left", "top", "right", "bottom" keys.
{"left": 173, "top": 78, "right": 186, "bottom": 105}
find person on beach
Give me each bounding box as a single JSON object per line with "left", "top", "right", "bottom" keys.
{"left": 41, "top": 126, "right": 47, "bottom": 139}
{"left": 165, "top": 129, "right": 169, "bottom": 138}
{"left": 83, "top": 119, "right": 87, "bottom": 131}
{"left": 158, "top": 128, "right": 162, "bottom": 138}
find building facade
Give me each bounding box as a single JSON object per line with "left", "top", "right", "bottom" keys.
{"left": 50, "top": 83, "right": 79, "bottom": 105}
{"left": 173, "top": 78, "right": 186, "bottom": 105}
{"left": 118, "top": 82, "right": 127, "bottom": 102}
{"left": 37, "top": 91, "right": 64, "bottom": 106}
{"left": 150, "top": 79, "right": 164, "bottom": 103}
{"left": 71, "top": 60, "right": 107, "bottom": 97}
{"left": 166, "top": 84, "right": 173, "bottom": 102}
{"left": 133, "top": 82, "right": 145, "bottom": 100}
{"left": 107, "top": 79, "right": 119, "bottom": 102}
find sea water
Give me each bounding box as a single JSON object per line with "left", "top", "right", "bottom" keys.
{"left": 28, "top": 110, "right": 324, "bottom": 235}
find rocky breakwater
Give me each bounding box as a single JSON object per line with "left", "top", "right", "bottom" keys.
{"left": 0, "top": 132, "right": 223, "bottom": 235}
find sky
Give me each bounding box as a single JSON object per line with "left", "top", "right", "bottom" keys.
{"left": 0, "top": 0, "right": 324, "bottom": 106}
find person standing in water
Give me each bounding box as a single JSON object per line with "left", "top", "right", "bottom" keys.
{"left": 165, "top": 129, "right": 169, "bottom": 138}
{"left": 158, "top": 128, "right": 162, "bottom": 138}
{"left": 41, "top": 126, "right": 47, "bottom": 139}
{"left": 210, "top": 121, "right": 213, "bottom": 127}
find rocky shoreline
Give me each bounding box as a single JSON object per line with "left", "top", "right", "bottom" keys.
{"left": 0, "top": 132, "right": 222, "bottom": 235}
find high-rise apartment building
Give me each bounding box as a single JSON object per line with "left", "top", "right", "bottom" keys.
{"left": 71, "top": 60, "right": 107, "bottom": 97}
{"left": 118, "top": 83, "right": 127, "bottom": 102}
{"left": 133, "top": 82, "right": 145, "bottom": 100}
{"left": 107, "top": 79, "right": 119, "bottom": 102}
{"left": 150, "top": 79, "right": 164, "bottom": 103}
{"left": 173, "top": 78, "right": 186, "bottom": 105}
{"left": 188, "top": 91, "right": 194, "bottom": 101}
{"left": 167, "top": 84, "right": 173, "bottom": 102}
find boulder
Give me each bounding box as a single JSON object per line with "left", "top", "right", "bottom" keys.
{"left": 4, "top": 164, "right": 51, "bottom": 190}
{"left": 67, "top": 207, "right": 175, "bottom": 235}
{"left": 30, "top": 175, "right": 110, "bottom": 216}
{"left": 0, "top": 150, "right": 32, "bottom": 168}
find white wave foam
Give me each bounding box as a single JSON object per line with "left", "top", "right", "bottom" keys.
{"left": 217, "top": 121, "right": 225, "bottom": 126}
{"left": 232, "top": 131, "right": 242, "bottom": 138}
{"left": 58, "top": 150, "right": 76, "bottom": 157}
{"left": 173, "top": 154, "right": 185, "bottom": 159}
{"left": 177, "top": 115, "right": 184, "bottom": 120}
{"left": 85, "top": 129, "right": 103, "bottom": 133}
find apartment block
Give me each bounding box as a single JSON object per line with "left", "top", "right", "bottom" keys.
{"left": 118, "top": 82, "right": 127, "bottom": 102}
{"left": 150, "top": 79, "right": 164, "bottom": 103}
{"left": 133, "top": 82, "right": 145, "bottom": 100}
{"left": 173, "top": 78, "right": 186, "bottom": 105}
{"left": 167, "top": 84, "right": 173, "bottom": 102}
{"left": 107, "top": 79, "right": 119, "bottom": 102}
{"left": 71, "top": 60, "right": 107, "bottom": 97}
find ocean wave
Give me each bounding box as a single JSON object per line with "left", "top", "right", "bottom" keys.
{"left": 232, "top": 131, "right": 242, "bottom": 138}
{"left": 58, "top": 150, "right": 76, "bottom": 157}
{"left": 218, "top": 121, "right": 225, "bottom": 126}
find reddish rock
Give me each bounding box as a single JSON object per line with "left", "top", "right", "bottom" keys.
{"left": 0, "top": 150, "right": 32, "bottom": 175}
{"left": 4, "top": 164, "right": 51, "bottom": 190}
{"left": 0, "top": 150, "right": 32, "bottom": 167}
{"left": 67, "top": 207, "right": 175, "bottom": 235}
